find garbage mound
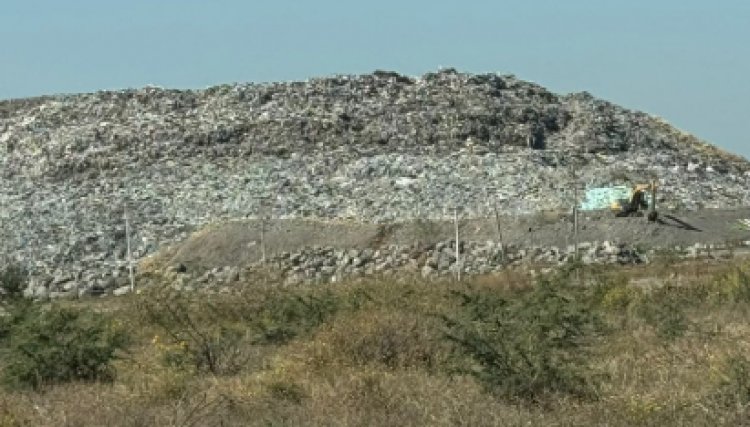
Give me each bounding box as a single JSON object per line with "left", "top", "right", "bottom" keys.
{"left": 1, "top": 69, "right": 749, "bottom": 292}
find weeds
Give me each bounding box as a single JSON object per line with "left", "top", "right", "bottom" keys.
{"left": 267, "top": 381, "right": 307, "bottom": 404}
{"left": 135, "top": 286, "right": 253, "bottom": 376}
{"left": 637, "top": 296, "right": 690, "bottom": 340}
{"left": 306, "top": 308, "right": 448, "bottom": 371}
{"left": 135, "top": 283, "right": 344, "bottom": 375}
{"left": 709, "top": 266, "right": 750, "bottom": 305}
{"left": 2, "top": 259, "right": 750, "bottom": 425}
{"left": 716, "top": 354, "right": 750, "bottom": 411}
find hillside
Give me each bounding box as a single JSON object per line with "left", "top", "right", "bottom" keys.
{"left": 1, "top": 69, "right": 749, "bottom": 293}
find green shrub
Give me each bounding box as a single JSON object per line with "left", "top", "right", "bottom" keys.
{"left": 0, "top": 263, "right": 32, "bottom": 342}
{"left": 0, "top": 301, "right": 31, "bottom": 343}
{"left": 0, "top": 264, "right": 27, "bottom": 302}
{"left": 641, "top": 282, "right": 700, "bottom": 341}
{"left": 1, "top": 305, "right": 128, "bottom": 389}
{"left": 444, "top": 276, "right": 601, "bottom": 402}
{"left": 248, "top": 290, "right": 340, "bottom": 345}
{"left": 639, "top": 298, "right": 689, "bottom": 341}
{"left": 589, "top": 272, "right": 641, "bottom": 313}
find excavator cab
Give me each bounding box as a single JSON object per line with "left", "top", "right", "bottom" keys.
{"left": 611, "top": 181, "right": 659, "bottom": 221}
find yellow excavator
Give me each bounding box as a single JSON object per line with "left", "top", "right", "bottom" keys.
{"left": 611, "top": 180, "right": 659, "bottom": 221}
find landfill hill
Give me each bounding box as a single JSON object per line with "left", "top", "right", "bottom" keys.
{"left": 1, "top": 68, "right": 750, "bottom": 291}
{"left": 2, "top": 68, "right": 749, "bottom": 179}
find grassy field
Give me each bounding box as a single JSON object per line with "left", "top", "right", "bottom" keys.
{"left": 2, "top": 257, "right": 750, "bottom": 426}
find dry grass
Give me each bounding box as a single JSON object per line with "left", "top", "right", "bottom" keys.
{"left": 3, "top": 259, "right": 750, "bottom": 426}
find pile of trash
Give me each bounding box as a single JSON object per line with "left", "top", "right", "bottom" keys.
{"left": 1, "top": 68, "right": 749, "bottom": 287}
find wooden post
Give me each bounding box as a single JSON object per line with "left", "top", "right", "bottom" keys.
{"left": 573, "top": 183, "right": 578, "bottom": 256}
{"left": 260, "top": 218, "right": 266, "bottom": 263}
{"left": 573, "top": 181, "right": 582, "bottom": 285}
{"left": 124, "top": 207, "right": 135, "bottom": 293}
{"left": 454, "top": 207, "right": 461, "bottom": 282}
{"left": 492, "top": 200, "right": 503, "bottom": 262}
{"left": 649, "top": 178, "right": 658, "bottom": 221}
{"left": 259, "top": 197, "right": 269, "bottom": 264}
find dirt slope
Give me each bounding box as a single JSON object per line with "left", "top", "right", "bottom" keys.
{"left": 149, "top": 209, "right": 750, "bottom": 272}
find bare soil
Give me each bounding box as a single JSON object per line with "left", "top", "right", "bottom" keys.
{"left": 151, "top": 208, "right": 750, "bottom": 271}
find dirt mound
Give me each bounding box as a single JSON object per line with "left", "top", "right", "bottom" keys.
{"left": 147, "top": 209, "right": 750, "bottom": 272}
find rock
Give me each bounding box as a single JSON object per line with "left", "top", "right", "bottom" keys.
{"left": 62, "top": 282, "right": 80, "bottom": 292}
{"left": 113, "top": 286, "right": 132, "bottom": 297}
{"left": 360, "top": 248, "right": 374, "bottom": 262}
{"left": 601, "top": 241, "right": 620, "bottom": 256}
{"left": 51, "top": 273, "right": 74, "bottom": 288}
{"left": 26, "top": 284, "right": 49, "bottom": 300}
{"left": 49, "top": 291, "right": 77, "bottom": 300}
{"left": 170, "top": 263, "right": 188, "bottom": 273}
{"left": 437, "top": 253, "right": 454, "bottom": 271}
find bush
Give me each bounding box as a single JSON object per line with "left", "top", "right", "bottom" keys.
{"left": 589, "top": 271, "right": 691, "bottom": 340}
{"left": 589, "top": 272, "right": 641, "bottom": 313}
{"left": 0, "top": 263, "right": 32, "bottom": 342}
{"left": 267, "top": 381, "right": 307, "bottom": 404}
{"left": 137, "top": 285, "right": 343, "bottom": 375}
{"left": 636, "top": 295, "right": 689, "bottom": 341}
{"left": 709, "top": 266, "right": 750, "bottom": 305}
{"left": 0, "top": 264, "right": 27, "bottom": 302}
{"left": 715, "top": 355, "right": 750, "bottom": 409}
{"left": 248, "top": 290, "right": 341, "bottom": 345}
{"left": 307, "top": 308, "right": 447, "bottom": 371}
{"left": 138, "top": 288, "right": 250, "bottom": 376}
{"left": 1, "top": 305, "right": 128, "bottom": 389}
{"left": 444, "top": 275, "right": 601, "bottom": 402}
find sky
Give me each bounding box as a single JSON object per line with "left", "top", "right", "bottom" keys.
{"left": 1, "top": 0, "right": 748, "bottom": 160}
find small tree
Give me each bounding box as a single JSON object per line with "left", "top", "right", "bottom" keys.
{"left": 0, "top": 263, "right": 31, "bottom": 342}
{"left": 445, "top": 273, "right": 601, "bottom": 401}
{"left": 2, "top": 305, "right": 129, "bottom": 389}
{"left": 0, "top": 263, "right": 27, "bottom": 302}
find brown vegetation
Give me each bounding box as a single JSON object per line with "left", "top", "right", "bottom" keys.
{"left": 2, "top": 258, "right": 750, "bottom": 426}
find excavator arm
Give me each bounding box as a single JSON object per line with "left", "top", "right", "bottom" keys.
{"left": 611, "top": 180, "right": 658, "bottom": 221}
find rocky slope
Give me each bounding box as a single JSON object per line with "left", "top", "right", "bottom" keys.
{"left": 1, "top": 69, "right": 749, "bottom": 292}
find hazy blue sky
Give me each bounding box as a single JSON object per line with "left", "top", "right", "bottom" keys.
{"left": 1, "top": 0, "right": 748, "bottom": 159}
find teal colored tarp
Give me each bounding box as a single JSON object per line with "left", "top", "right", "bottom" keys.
{"left": 579, "top": 186, "right": 631, "bottom": 211}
